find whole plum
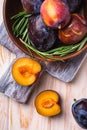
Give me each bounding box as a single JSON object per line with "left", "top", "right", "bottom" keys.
{"left": 40, "top": 0, "right": 71, "bottom": 29}
{"left": 28, "top": 15, "right": 57, "bottom": 52}
{"left": 59, "top": 14, "right": 87, "bottom": 44}
{"left": 21, "top": 0, "right": 44, "bottom": 14}
{"left": 72, "top": 98, "right": 87, "bottom": 129}
{"left": 62, "top": 0, "right": 82, "bottom": 13}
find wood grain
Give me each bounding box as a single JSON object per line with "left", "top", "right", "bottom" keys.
{"left": 0, "top": 42, "right": 87, "bottom": 130}
{"left": 0, "top": 0, "right": 87, "bottom": 129}
{"left": 0, "top": 45, "right": 16, "bottom": 78}
{"left": 0, "top": 45, "right": 16, "bottom": 130}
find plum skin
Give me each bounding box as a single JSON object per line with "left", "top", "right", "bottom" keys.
{"left": 62, "top": 0, "right": 82, "bottom": 13}
{"left": 59, "top": 14, "right": 87, "bottom": 44}
{"left": 72, "top": 98, "right": 87, "bottom": 129}
{"left": 28, "top": 15, "right": 57, "bottom": 52}
{"left": 21, "top": 0, "right": 44, "bottom": 14}
{"left": 40, "top": 0, "right": 71, "bottom": 29}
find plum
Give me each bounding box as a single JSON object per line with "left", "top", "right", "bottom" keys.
{"left": 35, "top": 90, "right": 61, "bottom": 116}
{"left": 28, "top": 15, "right": 57, "bottom": 52}
{"left": 12, "top": 57, "right": 41, "bottom": 86}
{"left": 59, "top": 14, "right": 87, "bottom": 44}
{"left": 40, "top": 0, "right": 71, "bottom": 29}
{"left": 72, "top": 98, "right": 87, "bottom": 129}
{"left": 62, "top": 0, "right": 82, "bottom": 13}
{"left": 21, "top": 0, "right": 44, "bottom": 14}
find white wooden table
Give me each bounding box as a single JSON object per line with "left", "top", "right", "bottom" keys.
{"left": 0, "top": 0, "right": 87, "bottom": 129}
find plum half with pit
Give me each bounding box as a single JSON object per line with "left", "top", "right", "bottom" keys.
{"left": 28, "top": 15, "right": 57, "bottom": 52}
{"left": 72, "top": 98, "right": 87, "bottom": 129}
{"left": 21, "top": 0, "right": 44, "bottom": 14}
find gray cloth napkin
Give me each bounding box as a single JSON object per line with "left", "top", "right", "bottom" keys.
{"left": 0, "top": 23, "right": 45, "bottom": 103}
{"left": 0, "top": 57, "right": 44, "bottom": 103}
{"left": 0, "top": 23, "right": 87, "bottom": 103}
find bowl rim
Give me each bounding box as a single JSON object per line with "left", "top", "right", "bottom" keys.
{"left": 3, "top": 0, "right": 87, "bottom": 61}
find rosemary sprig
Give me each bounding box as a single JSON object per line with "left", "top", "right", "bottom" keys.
{"left": 20, "top": 37, "right": 87, "bottom": 57}
{"left": 11, "top": 11, "right": 28, "bottom": 19}
{"left": 11, "top": 11, "right": 87, "bottom": 61}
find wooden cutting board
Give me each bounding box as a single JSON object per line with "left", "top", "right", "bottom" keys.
{"left": 0, "top": 44, "right": 87, "bottom": 130}
{"left": 0, "top": 44, "right": 44, "bottom": 103}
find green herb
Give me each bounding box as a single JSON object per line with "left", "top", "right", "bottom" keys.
{"left": 11, "top": 11, "right": 87, "bottom": 61}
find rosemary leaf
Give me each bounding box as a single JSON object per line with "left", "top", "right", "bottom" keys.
{"left": 19, "top": 18, "right": 28, "bottom": 35}
{"left": 77, "top": 37, "right": 87, "bottom": 51}
{"left": 15, "top": 17, "right": 25, "bottom": 32}
{"left": 24, "top": 14, "right": 32, "bottom": 18}
{"left": 22, "top": 28, "right": 28, "bottom": 40}
{"left": 11, "top": 11, "right": 27, "bottom": 19}
{"left": 12, "top": 18, "right": 21, "bottom": 34}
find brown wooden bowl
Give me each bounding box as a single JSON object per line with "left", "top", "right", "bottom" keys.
{"left": 3, "top": 0, "right": 87, "bottom": 61}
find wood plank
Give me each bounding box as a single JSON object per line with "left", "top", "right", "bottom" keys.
{"left": 9, "top": 58, "right": 87, "bottom": 130}
{"left": 1, "top": 0, "right": 87, "bottom": 128}
{"left": 0, "top": 45, "right": 16, "bottom": 130}
{"left": 0, "top": 45, "right": 16, "bottom": 78}
{"left": 0, "top": 93, "right": 9, "bottom": 130}
{"left": 0, "top": 44, "right": 87, "bottom": 130}
{"left": 46, "top": 52, "right": 87, "bottom": 82}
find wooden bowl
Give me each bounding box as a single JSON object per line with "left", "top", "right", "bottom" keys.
{"left": 3, "top": 0, "right": 87, "bottom": 61}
